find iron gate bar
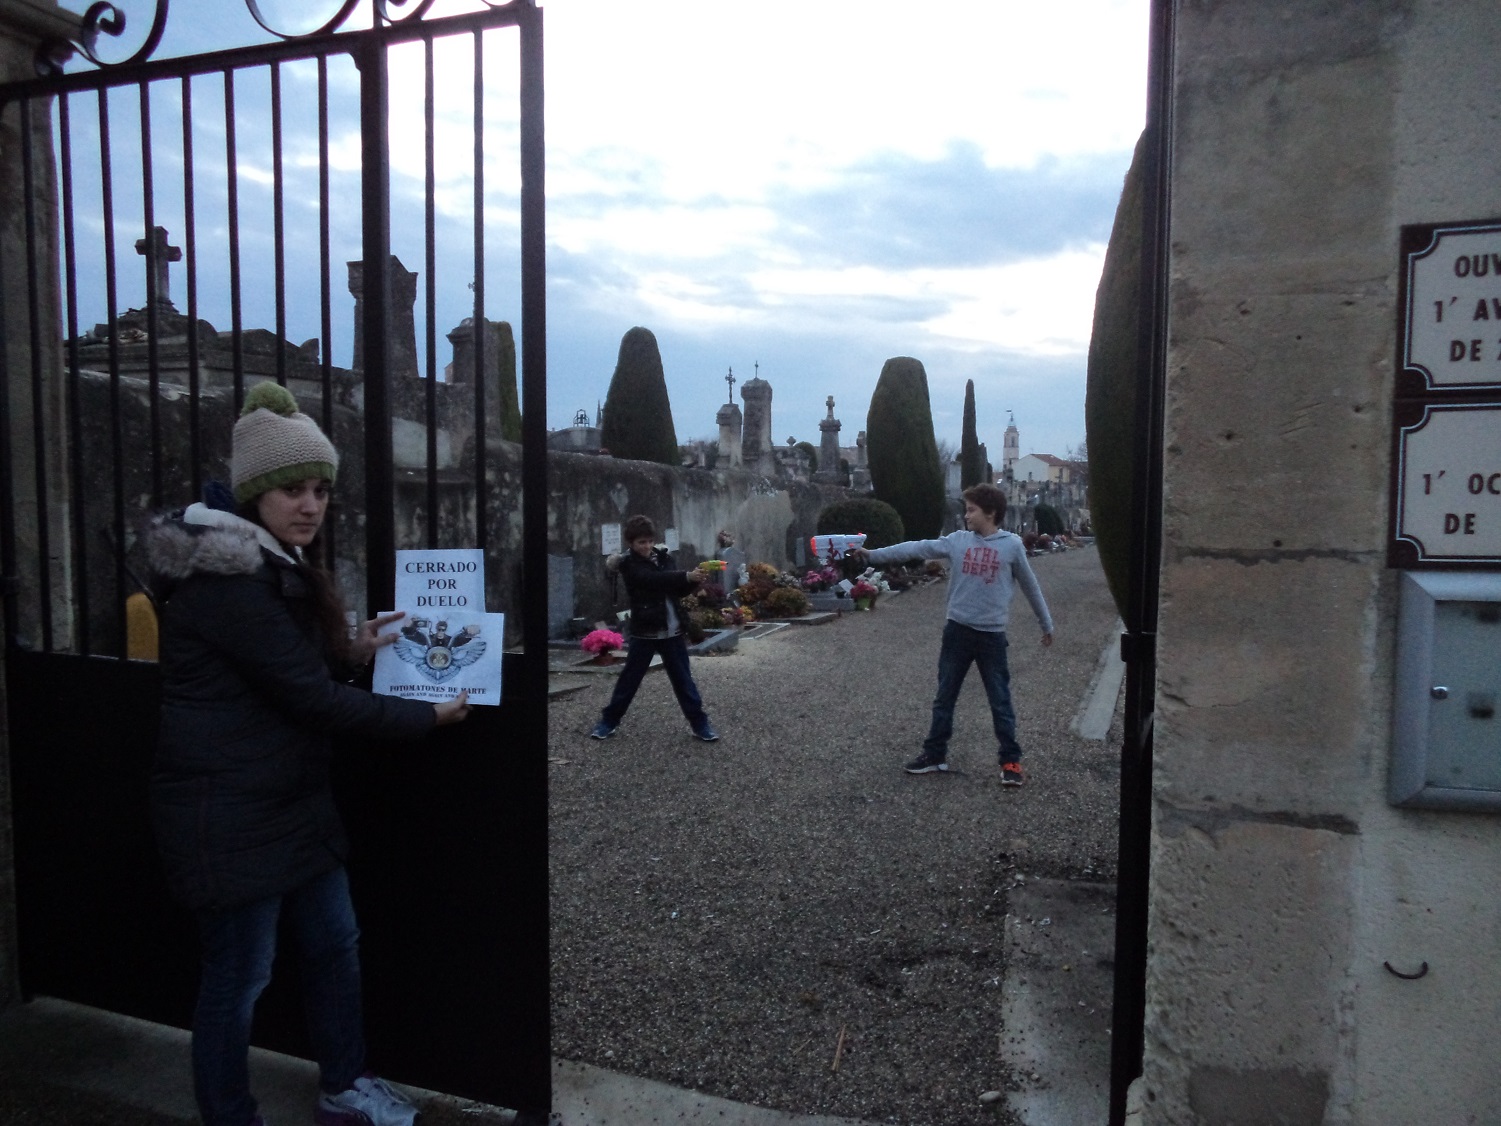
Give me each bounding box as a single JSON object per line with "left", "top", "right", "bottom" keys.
{"left": 519, "top": 1, "right": 547, "bottom": 695}
{"left": 18, "top": 98, "right": 53, "bottom": 650}
{"left": 271, "top": 60, "right": 286, "bottom": 387}
{"left": 225, "top": 68, "right": 244, "bottom": 403}
{"left": 57, "top": 93, "right": 90, "bottom": 653}
{"left": 471, "top": 27, "right": 487, "bottom": 552}
{"left": 96, "top": 83, "right": 128, "bottom": 657}
{"left": 181, "top": 74, "right": 203, "bottom": 501}
{"left": 1107, "top": 0, "right": 1174, "bottom": 1120}
{"left": 0, "top": 130, "right": 14, "bottom": 643}
{"left": 358, "top": 29, "right": 394, "bottom": 617}
{"left": 139, "top": 79, "right": 165, "bottom": 506}
{"left": 423, "top": 33, "right": 438, "bottom": 548}
{"left": 317, "top": 55, "right": 334, "bottom": 437}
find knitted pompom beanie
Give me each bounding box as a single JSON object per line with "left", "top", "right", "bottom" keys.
{"left": 231, "top": 381, "right": 339, "bottom": 504}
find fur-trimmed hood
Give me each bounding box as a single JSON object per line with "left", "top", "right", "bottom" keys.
{"left": 144, "top": 503, "right": 299, "bottom": 593}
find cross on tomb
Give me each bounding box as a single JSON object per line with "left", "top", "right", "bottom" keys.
{"left": 725, "top": 366, "right": 736, "bottom": 403}
{"left": 135, "top": 226, "right": 181, "bottom": 308}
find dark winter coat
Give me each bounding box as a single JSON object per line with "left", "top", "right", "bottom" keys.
{"left": 615, "top": 547, "right": 696, "bottom": 637}
{"left": 144, "top": 508, "right": 435, "bottom": 912}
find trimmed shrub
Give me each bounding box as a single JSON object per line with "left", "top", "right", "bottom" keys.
{"left": 1034, "top": 504, "right": 1065, "bottom": 536}
{"left": 867, "top": 357, "right": 945, "bottom": 539}
{"left": 764, "top": 587, "right": 810, "bottom": 618}
{"left": 960, "top": 379, "right": 986, "bottom": 489}
{"left": 600, "top": 327, "right": 679, "bottom": 465}
{"left": 816, "top": 497, "right": 905, "bottom": 550}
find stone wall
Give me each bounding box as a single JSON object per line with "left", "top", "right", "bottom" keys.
{"left": 1143, "top": 2, "right": 1501, "bottom": 1122}
{"left": 43, "top": 368, "right": 850, "bottom": 654}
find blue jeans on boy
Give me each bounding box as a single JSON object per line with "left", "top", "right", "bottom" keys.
{"left": 193, "top": 866, "right": 366, "bottom": 1126}
{"left": 601, "top": 633, "right": 710, "bottom": 732}
{"left": 923, "top": 620, "right": 1022, "bottom": 763}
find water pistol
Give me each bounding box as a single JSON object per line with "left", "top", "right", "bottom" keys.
{"left": 809, "top": 533, "right": 867, "bottom": 560}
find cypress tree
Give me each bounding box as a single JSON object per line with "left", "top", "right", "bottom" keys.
{"left": 960, "top": 379, "right": 985, "bottom": 488}
{"left": 495, "top": 320, "right": 522, "bottom": 443}
{"left": 867, "top": 356, "right": 945, "bottom": 539}
{"left": 600, "top": 327, "right": 679, "bottom": 465}
{"left": 1086, "top": 131, "right": 1147, "bottom": 616}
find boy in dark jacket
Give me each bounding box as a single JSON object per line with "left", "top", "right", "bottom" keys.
{"left": 591, "top": 514, "right": 719, "bottom": 741}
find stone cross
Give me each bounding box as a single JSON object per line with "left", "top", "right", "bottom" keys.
{"left": 725, "top": 366, "right": 736, "bottom": 403}
{"left": 826, "top": 395, "right": 835, "bottom": 419}
{"left": 135, "top": 226, "right": 181, "bottom": 308}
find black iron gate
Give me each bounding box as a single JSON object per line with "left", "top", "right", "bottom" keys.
{"left": 0, "top": 1, "right": 550, "bottom": 1116}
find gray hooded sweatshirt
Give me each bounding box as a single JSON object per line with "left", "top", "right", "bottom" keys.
{"left": 864, "top": 529, "right": 1054, "bottom": 635}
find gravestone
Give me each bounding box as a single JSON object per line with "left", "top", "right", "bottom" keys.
{"left": 548, "top": 554, "right": 575, "bottom": 639}
{"left": 717, "top": 544, "right": 747, "bottom": 575}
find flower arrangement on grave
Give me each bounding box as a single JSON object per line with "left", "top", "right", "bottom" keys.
{"left": 801, "top": 564, "right": 841, "bottom": 593}
{"left": 850, "top": 579, "right": 880, "bottom": 610}
{"left": 721, "top": 605, "right": 747, "bottom": 627}
{"left": 580, "top": 628, "right": 624, "bottom": 663}
{"left": 733, "top": 562, "right": 809, "bottom": 619}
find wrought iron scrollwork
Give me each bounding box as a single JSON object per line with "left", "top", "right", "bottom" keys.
{"left": 34, "top": 0, "right": 514, "bottom": 76}
{"left": 37, "top": 0, "right": 170, "bottom": 77}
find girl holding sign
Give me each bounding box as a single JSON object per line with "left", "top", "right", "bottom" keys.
{"left": 145, "top": 382, "right": 469, "bottom": 1126}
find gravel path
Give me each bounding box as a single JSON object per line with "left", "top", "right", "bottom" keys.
{"left": 548, "top": 548, "right": 1123, "bottom": 1126}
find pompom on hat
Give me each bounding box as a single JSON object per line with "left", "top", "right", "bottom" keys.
{"left": 231, "top": 381, "right": 339, "bottom": 504}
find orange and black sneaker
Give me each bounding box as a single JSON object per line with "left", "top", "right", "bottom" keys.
{"left": 1000, "top": 761, "right": 1025, "bottom": 788}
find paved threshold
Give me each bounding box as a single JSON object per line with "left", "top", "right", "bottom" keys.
{"left": 0, "top": 998, "right": 878, "bottom": 1126}
{"left": 1070, "top": 620, "right": 1126, "bottom": 740}
{"left": 1001, "top": 878, "right": 1114, "bottom": 1125}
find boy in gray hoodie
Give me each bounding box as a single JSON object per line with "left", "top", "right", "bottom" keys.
{"left": 851, "top": 483, "right": 1053, "bottom": 785}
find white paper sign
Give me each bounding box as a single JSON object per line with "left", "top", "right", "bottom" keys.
{"left": 395, "top": 549, "right": 485, "bottom": 612}
{"left": 373, "top": 610, "right": 505, "bottom": 706}
{"left": 601, "top": 523, "right": 622, "bottom": 555}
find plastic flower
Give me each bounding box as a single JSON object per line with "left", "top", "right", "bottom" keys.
{"left": 580, "top": 629, "right": 624, "bottom": 655}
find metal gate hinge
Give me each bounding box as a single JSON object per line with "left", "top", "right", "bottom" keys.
{"left": 1120, "top": 631, "right": 1156, "bottom": 665}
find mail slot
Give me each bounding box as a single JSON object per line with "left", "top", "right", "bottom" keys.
{"left": 1391, "top": 571, "right": 1501, "bottom": 810}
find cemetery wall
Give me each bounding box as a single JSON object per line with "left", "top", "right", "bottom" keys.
{"left": 56, "top": 371, "right": 850, "bottom": 653}
{"left": 1143, "top": 2, "right": 1501, "bottom": 1122}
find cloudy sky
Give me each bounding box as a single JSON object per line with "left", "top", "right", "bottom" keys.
{"left": 58, "top": 0, "right": 1147, "bottom": 462}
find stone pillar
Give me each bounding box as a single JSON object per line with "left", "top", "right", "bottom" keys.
{"left": 739, "top": 376, "right": 773, "bottom": 474}
{"left": 815, "top": 395, "right": 841, "bottom": 483}
{"left": 347, "top": 255, "right": 418, "bottom": 379}
{"left": 716, "top": 400, "right": 743, "bottom": 469}
{"left": 0, "top": 0, "right": 85, "bottom": 1017}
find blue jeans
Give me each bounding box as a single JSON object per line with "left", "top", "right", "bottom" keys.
{"left": 924, "top": 621, "right": 1022, "bottom": 763}
{"left": 601, "top": 634, "right": 710, "bottom": 731}
{"left": 192, "top": 866, "right": 366, "bottom": 1126}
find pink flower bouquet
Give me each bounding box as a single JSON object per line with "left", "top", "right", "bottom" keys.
{"left": 580, "top": 629, "right": 625, "bottom": 656}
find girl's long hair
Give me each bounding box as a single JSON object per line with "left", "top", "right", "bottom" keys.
{"left": 237, "top": 501, "right": 352, "bottom": 665}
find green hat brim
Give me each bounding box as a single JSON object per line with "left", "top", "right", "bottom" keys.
{"left": 233, "top": 461, "right": 338, "bottom": 505}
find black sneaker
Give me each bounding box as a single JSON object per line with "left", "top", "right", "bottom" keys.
{"left": 1000, "top": 761, "right": 1024, "bottom": 787}
{"left": 693, "top": 723, "right": 720, "bottom": 742}
{"left": 904, "top": 751, "right": 948, "bottom": 774}
{"left": 590, "top": 721, "right": 618, "bottom": 740}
